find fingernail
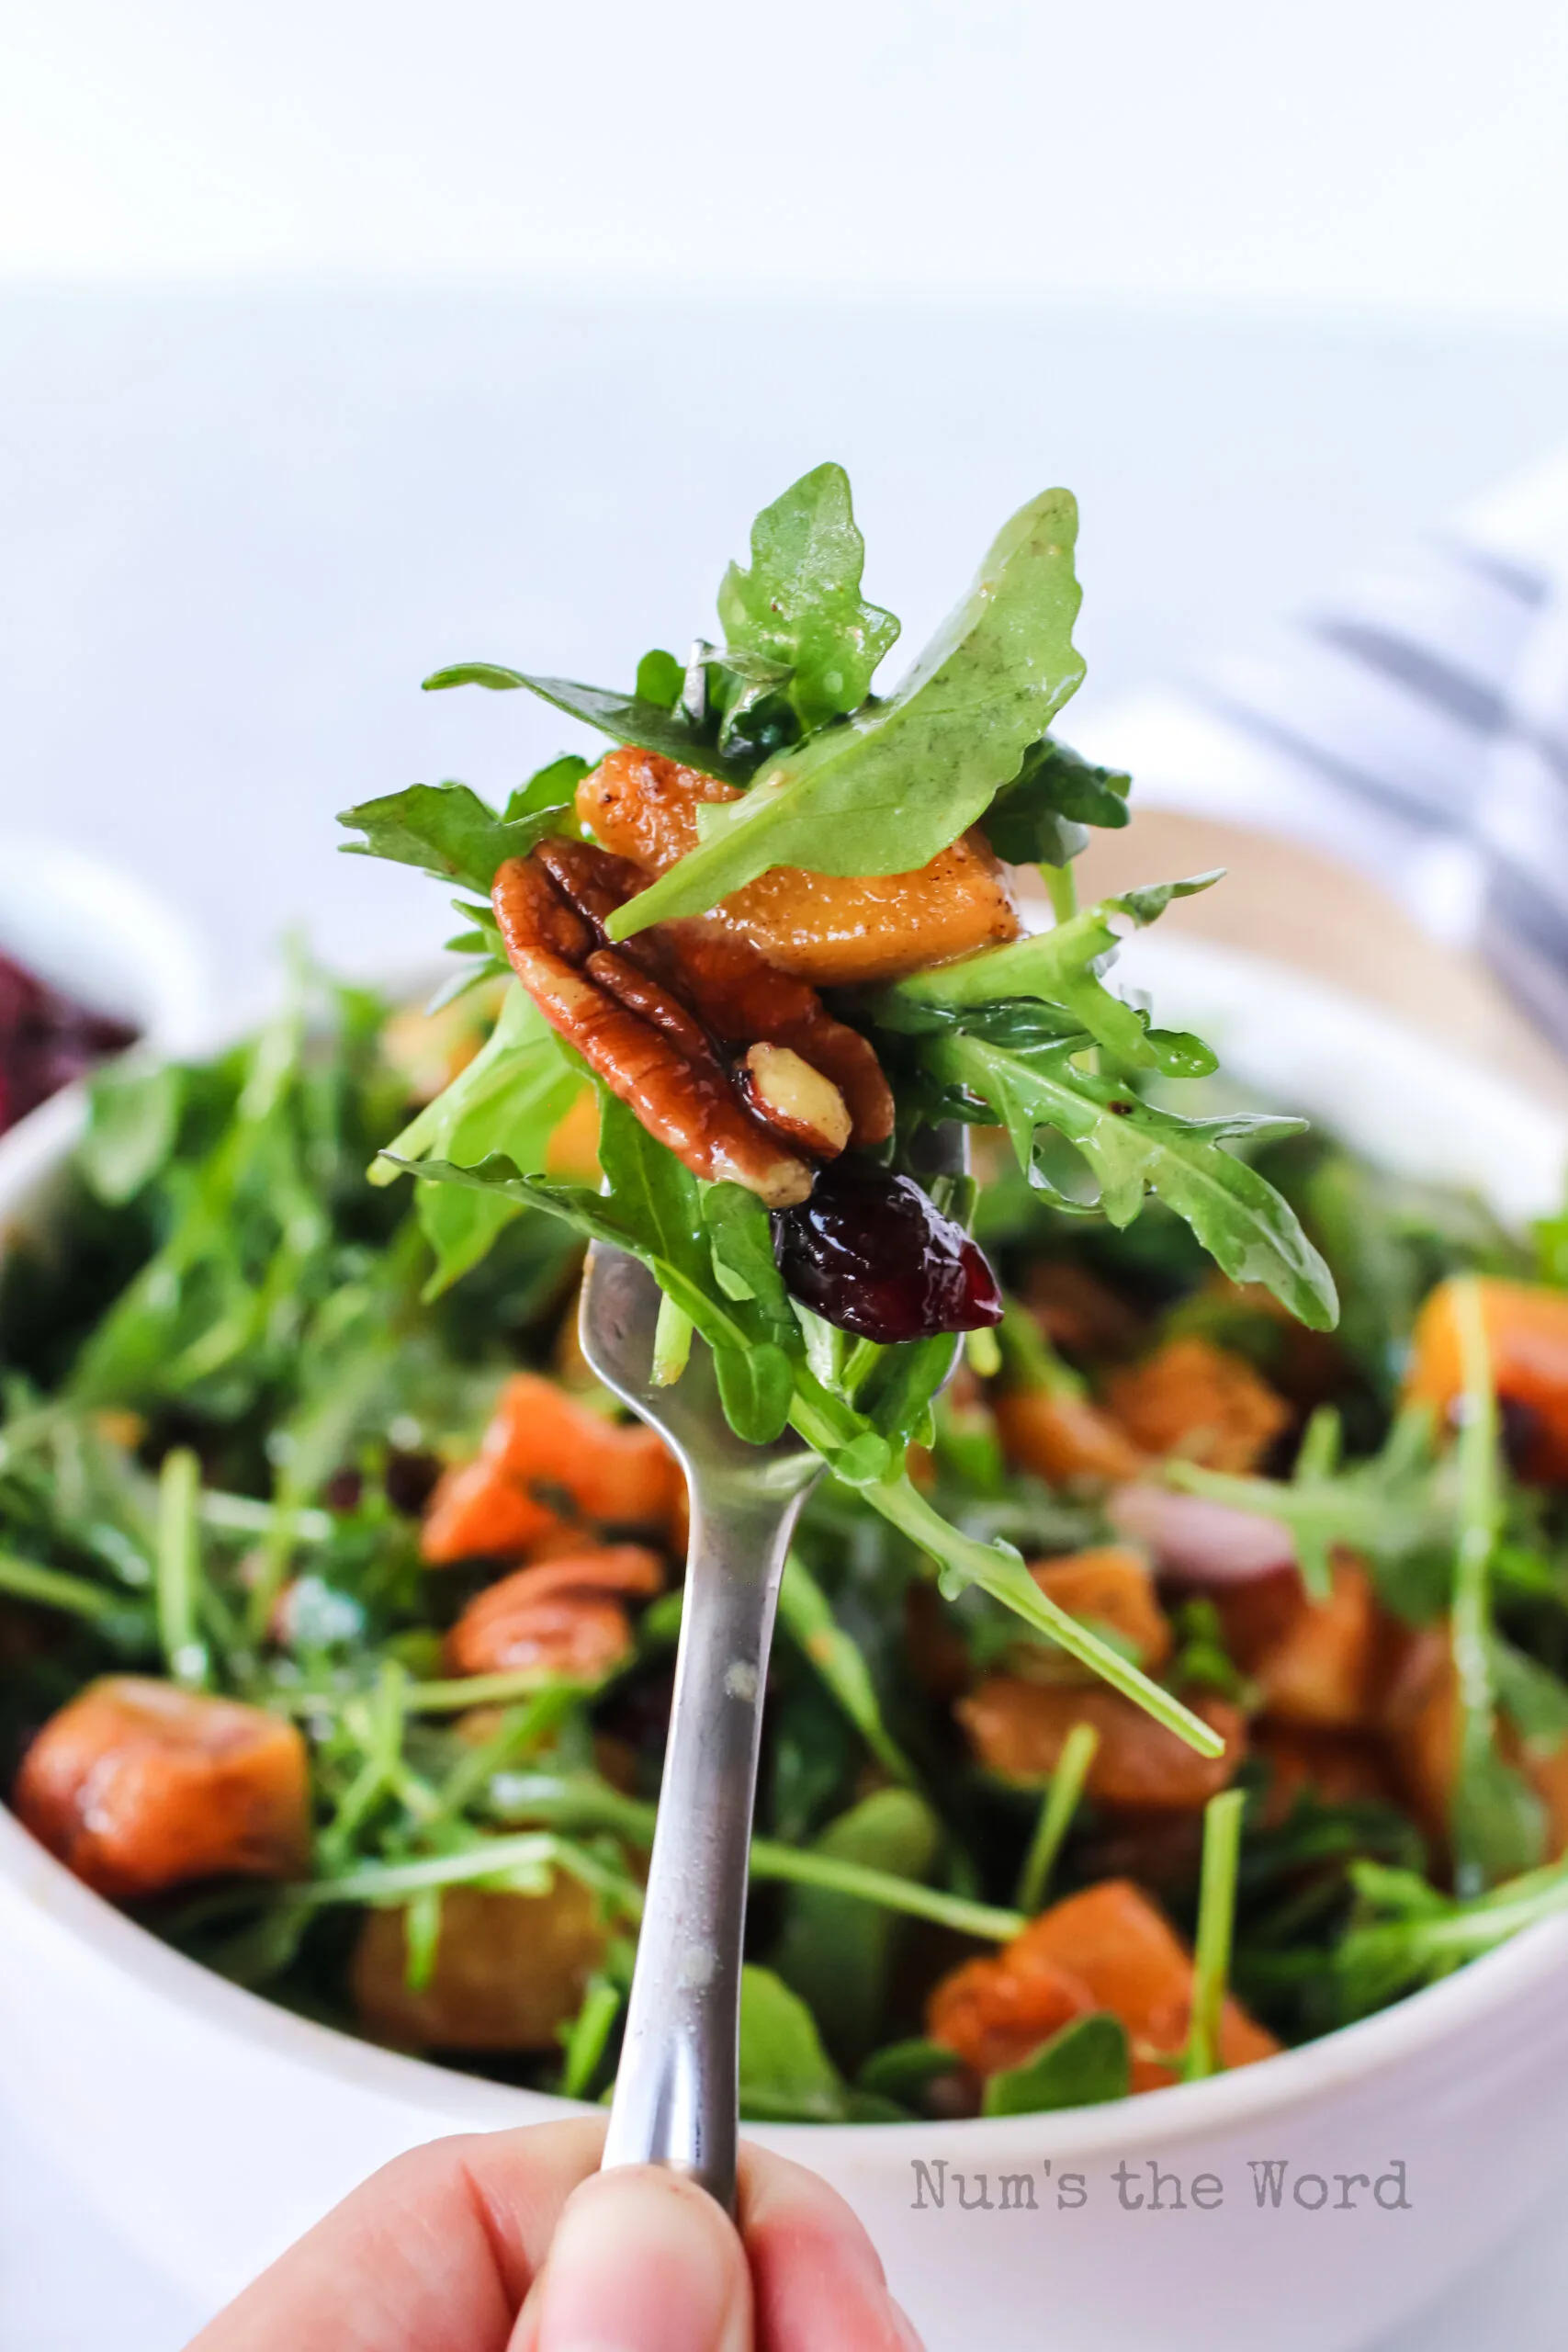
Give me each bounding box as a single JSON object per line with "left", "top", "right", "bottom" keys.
{"left": 531, "top": 2166, "right": 747, "bottom": 2352}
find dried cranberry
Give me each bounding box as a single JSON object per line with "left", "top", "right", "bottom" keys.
{"left": 0, "top": 948, "right": 137, "bottom": 1137}
{"left": 773, "top": 1157, "right": 1003, "bottom": 1343}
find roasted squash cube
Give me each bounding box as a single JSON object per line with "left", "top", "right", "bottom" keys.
{"left": 578, "top": 747, "right": 1020, "bottom": 986}
{"left": 353, "top": 1878, "right": 607, "bottom": 2052}
{"left": 423, "top": 1374, "right": 682, "bottom": 1564}
{"left": 1406, "top": 1277, "right": 1568, "bottom": 1484}
{"left": 957, "top": 1679, "right": 1246, "bottom": 1809}
{"left": 14, "top": 1676, "right": 311, "bottom": 1901}
{"left": 1105, "top": 1337, "right": 1290, "bottom": 1473}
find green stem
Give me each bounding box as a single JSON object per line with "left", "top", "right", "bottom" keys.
{"left": 279, "top": 1670, "right": 599, "bottom": 1718}
{"left": 300, "top": 1830, "right": 644, "bottom": 1914}
{"left": 748, "top": 1840, "right": 1023, "bottom": 1941}
{"left": 155, "top": 1448, "right": 209, "bottom": 1688}
{"left": 1044, "top": 862, "right": 1078, "bottom": 924}
{"left": 200, "top": 1491, "right": 334, "bottom": 1545}
{"left": 558, "top": 1973, "right": 627, "bottom": 2099}
{"left": 998, "top": 1295, "right": 1086, "bottom": 1402}
{"left": 650, "top": 1295, "right": 694, "bottom": 1388}
{"left": 857, "top": 1470, "right": 1224, "bottom": 1757}
{"left": 1016, "top": 1722, "right": 1100, "bottom": 1913}
{"left": 1451, "top": 1276, "right": 1508, "bottom": 1895}
{"left": 485, "top": 1770, "right": 1024, "bottom": 1939}
{"left": 1183, "top": 1787, "right": 1247, "bottom": 2082}
{"left": 0, "top": 1552, "right": 126, "bottom": 1621}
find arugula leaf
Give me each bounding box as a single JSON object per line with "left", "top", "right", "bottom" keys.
{"left": 855, "top": 2039, "right": 966, "bottom": 2103}
{"left": 503, "top": 755, "right": 592, "bottom": 826}
{"left": 372, "top": 984, "right": 586, "bottom": 1296}
{"left": 604, "top": 488, "right": 1087, "bottom": 936}
{"left": 1168, "top": 1404, "right": 1451, "bottom": 1611}
{"left": 419, "top": 668, "right": 756, "bottom": 789}
{"left": 1449, "top": 1276, "right": 1547, "bottom": 1891}
{"left": 778, "top": 1552, "right": 918, "bottom": 1784}
{"left": 336, "top": 780, "right": 572, "bottom": 895}
{"left": 919, "top": 1029, "right": 1337, "bottom": 1330}
{"left": 79, "top": 1058, "right": 185, "bottom": 1204}
{"left": 634, "top": 650, "right": 684, "bottom": 710}
{"left": 879, "top": 876, "right": 1222, "bottom": 1075}
{"left": 1337, "top": 1850, "right": 1568, "bottom": 2018}
{"left": 1493, "top": 1636, "right": 1568, "bottom": 1753}
{"left": 738, "top": 1964, "right": 850, "bottom": 2121}
{"left": 982, "top": 739, "right": 1132, "bottom": 869}
{"left": 981, "top": 2013, "right": 1130, "bottom": 2116}
{"left": 716, "top": 462, "right": 900, "bottom": 734}
{"left": 770, "top": 1788, "right": 940, "bottom": 2064}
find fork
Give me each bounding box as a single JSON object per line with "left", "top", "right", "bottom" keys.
{"left": 582, "top": 1131, "right": 967, "bottom": 2211}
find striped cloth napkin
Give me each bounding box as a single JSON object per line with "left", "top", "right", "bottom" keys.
{"left": 1077, "top": 449, "right": 1568, "bottom": 1047}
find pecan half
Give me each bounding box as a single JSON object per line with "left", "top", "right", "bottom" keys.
{"left": 444, "top": 1544, "right": 663, "bottom": 1681}
{"left": 492, "top": 841, "right": 892, "bottom": 1204}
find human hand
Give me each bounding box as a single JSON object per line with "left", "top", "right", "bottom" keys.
{"left": 187, "top": 2118, "right": 924, "bottom": 2351}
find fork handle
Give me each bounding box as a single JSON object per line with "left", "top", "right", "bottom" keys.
{"left": 600, "top": 1472, "right": 808, "bottom": 2210}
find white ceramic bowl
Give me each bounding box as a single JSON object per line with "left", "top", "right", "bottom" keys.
{"left": 2, "top": 938, "right": 1566, "bottom": 2352}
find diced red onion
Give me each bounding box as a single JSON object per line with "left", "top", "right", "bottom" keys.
{"left": 1109, "top": 1482, "right": 1296, "bottom": 1583}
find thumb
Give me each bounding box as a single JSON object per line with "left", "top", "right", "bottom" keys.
{"left": 512, "top": 2165, "right": 751, "bottom": 2352}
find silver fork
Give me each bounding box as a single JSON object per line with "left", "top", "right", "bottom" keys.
{"left": 581, "top": 1130, "right": 967, "bottom": 2211}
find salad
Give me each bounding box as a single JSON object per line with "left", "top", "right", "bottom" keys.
{"left": 5, "top": 469, "right": 1568, "bottom": 2126}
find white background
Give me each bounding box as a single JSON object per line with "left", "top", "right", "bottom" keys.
{"left": 2, "top": 1, "right": 1568, "bottom": 322}
{"left": 4, "top": 6, "right": 1568, "bottom": 2346}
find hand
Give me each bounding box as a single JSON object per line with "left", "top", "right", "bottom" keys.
{"left": 187, "top": 2119, "right": 924, "bottom": 2352}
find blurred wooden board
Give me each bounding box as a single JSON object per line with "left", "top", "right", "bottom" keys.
{"left": 1073, "top": 811, "right": 1568, "bottom": 1117}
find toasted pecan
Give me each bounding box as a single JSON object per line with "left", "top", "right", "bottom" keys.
{"left": 493, "top": 850, "right": 810, "bottom": 1205}
{"left": 491, "top": 840, "right": 893, "bottom": 1202}
{"left": 445, "top": 1544, "right": 663, "bottom": 1680}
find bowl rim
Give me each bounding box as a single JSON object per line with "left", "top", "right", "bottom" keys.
{"left": 3, "top": 940, "right": 1566, "bottom": 2169}
{"left": 5, "top": 1796, "right": 1565, "bottom": 2165}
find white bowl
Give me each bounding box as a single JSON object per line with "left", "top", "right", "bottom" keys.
{"left": 0, "top": 833, "right": 209, "bottom": 1188}
{"left": 1, "top": 939, "right": 1565, "bottom": 2352}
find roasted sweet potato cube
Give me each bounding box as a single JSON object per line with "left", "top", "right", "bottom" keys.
{"left": 1253, "top": 1724, "right": 1397, "bottom": 1820}
{"left": 444, "top": 1544, "right": 662, "bottom": 1680}
{"left": 353, "top": 1878, "right": 607, "bottom": 2051}
{"left": 1405, "top": 1277, "right": 1568, "bottom": 1483}
{"left": 1382, "top": 1614, "right": 1568, "bottom": 1858}
{"left": 926, "top": 1946, "right": 1094, "bottom": 2077}
{"left": 422, "top": 1374, "right": 682, "bottom": 1564}
{"left": 995, "top": 1879, "right": 1280, "bottom": 2090}
{"left": 1019, "top": 1261, "right": 1144, "bottom": 1358}
{"left": 957, "top": 1679, "right": 1246, "bottom": 1809}
{"left": 577, "top": 747, "right": 1020, "bottom": 986}
{"left": 14, "top": 1676, "right": 311, "bottom": 1900}
{"left": 1105, "top": 1337, "right": 1290, "bottom": 1473}
{"left": 1382, "top": 1626, "right": 1459, "bottom": 1841}
{"left": 1026, "top": 1545, "right": 1172, "bottom": 1676}
{"left": 994, "top": 1389, "right": 1145, "bottom": 1487}
{"left": 1249, "top": 1554, "right": 1379, "bottom": 1730}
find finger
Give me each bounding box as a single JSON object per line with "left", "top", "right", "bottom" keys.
{"left": 188, "top": 2118, "right": 605, "bottom": 2352}
{"left": 736, "top": 2143, "right": 925, "bottom": 2352}
{"left": 510, "top": 2164, "right": 751, "bottom": 2352}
